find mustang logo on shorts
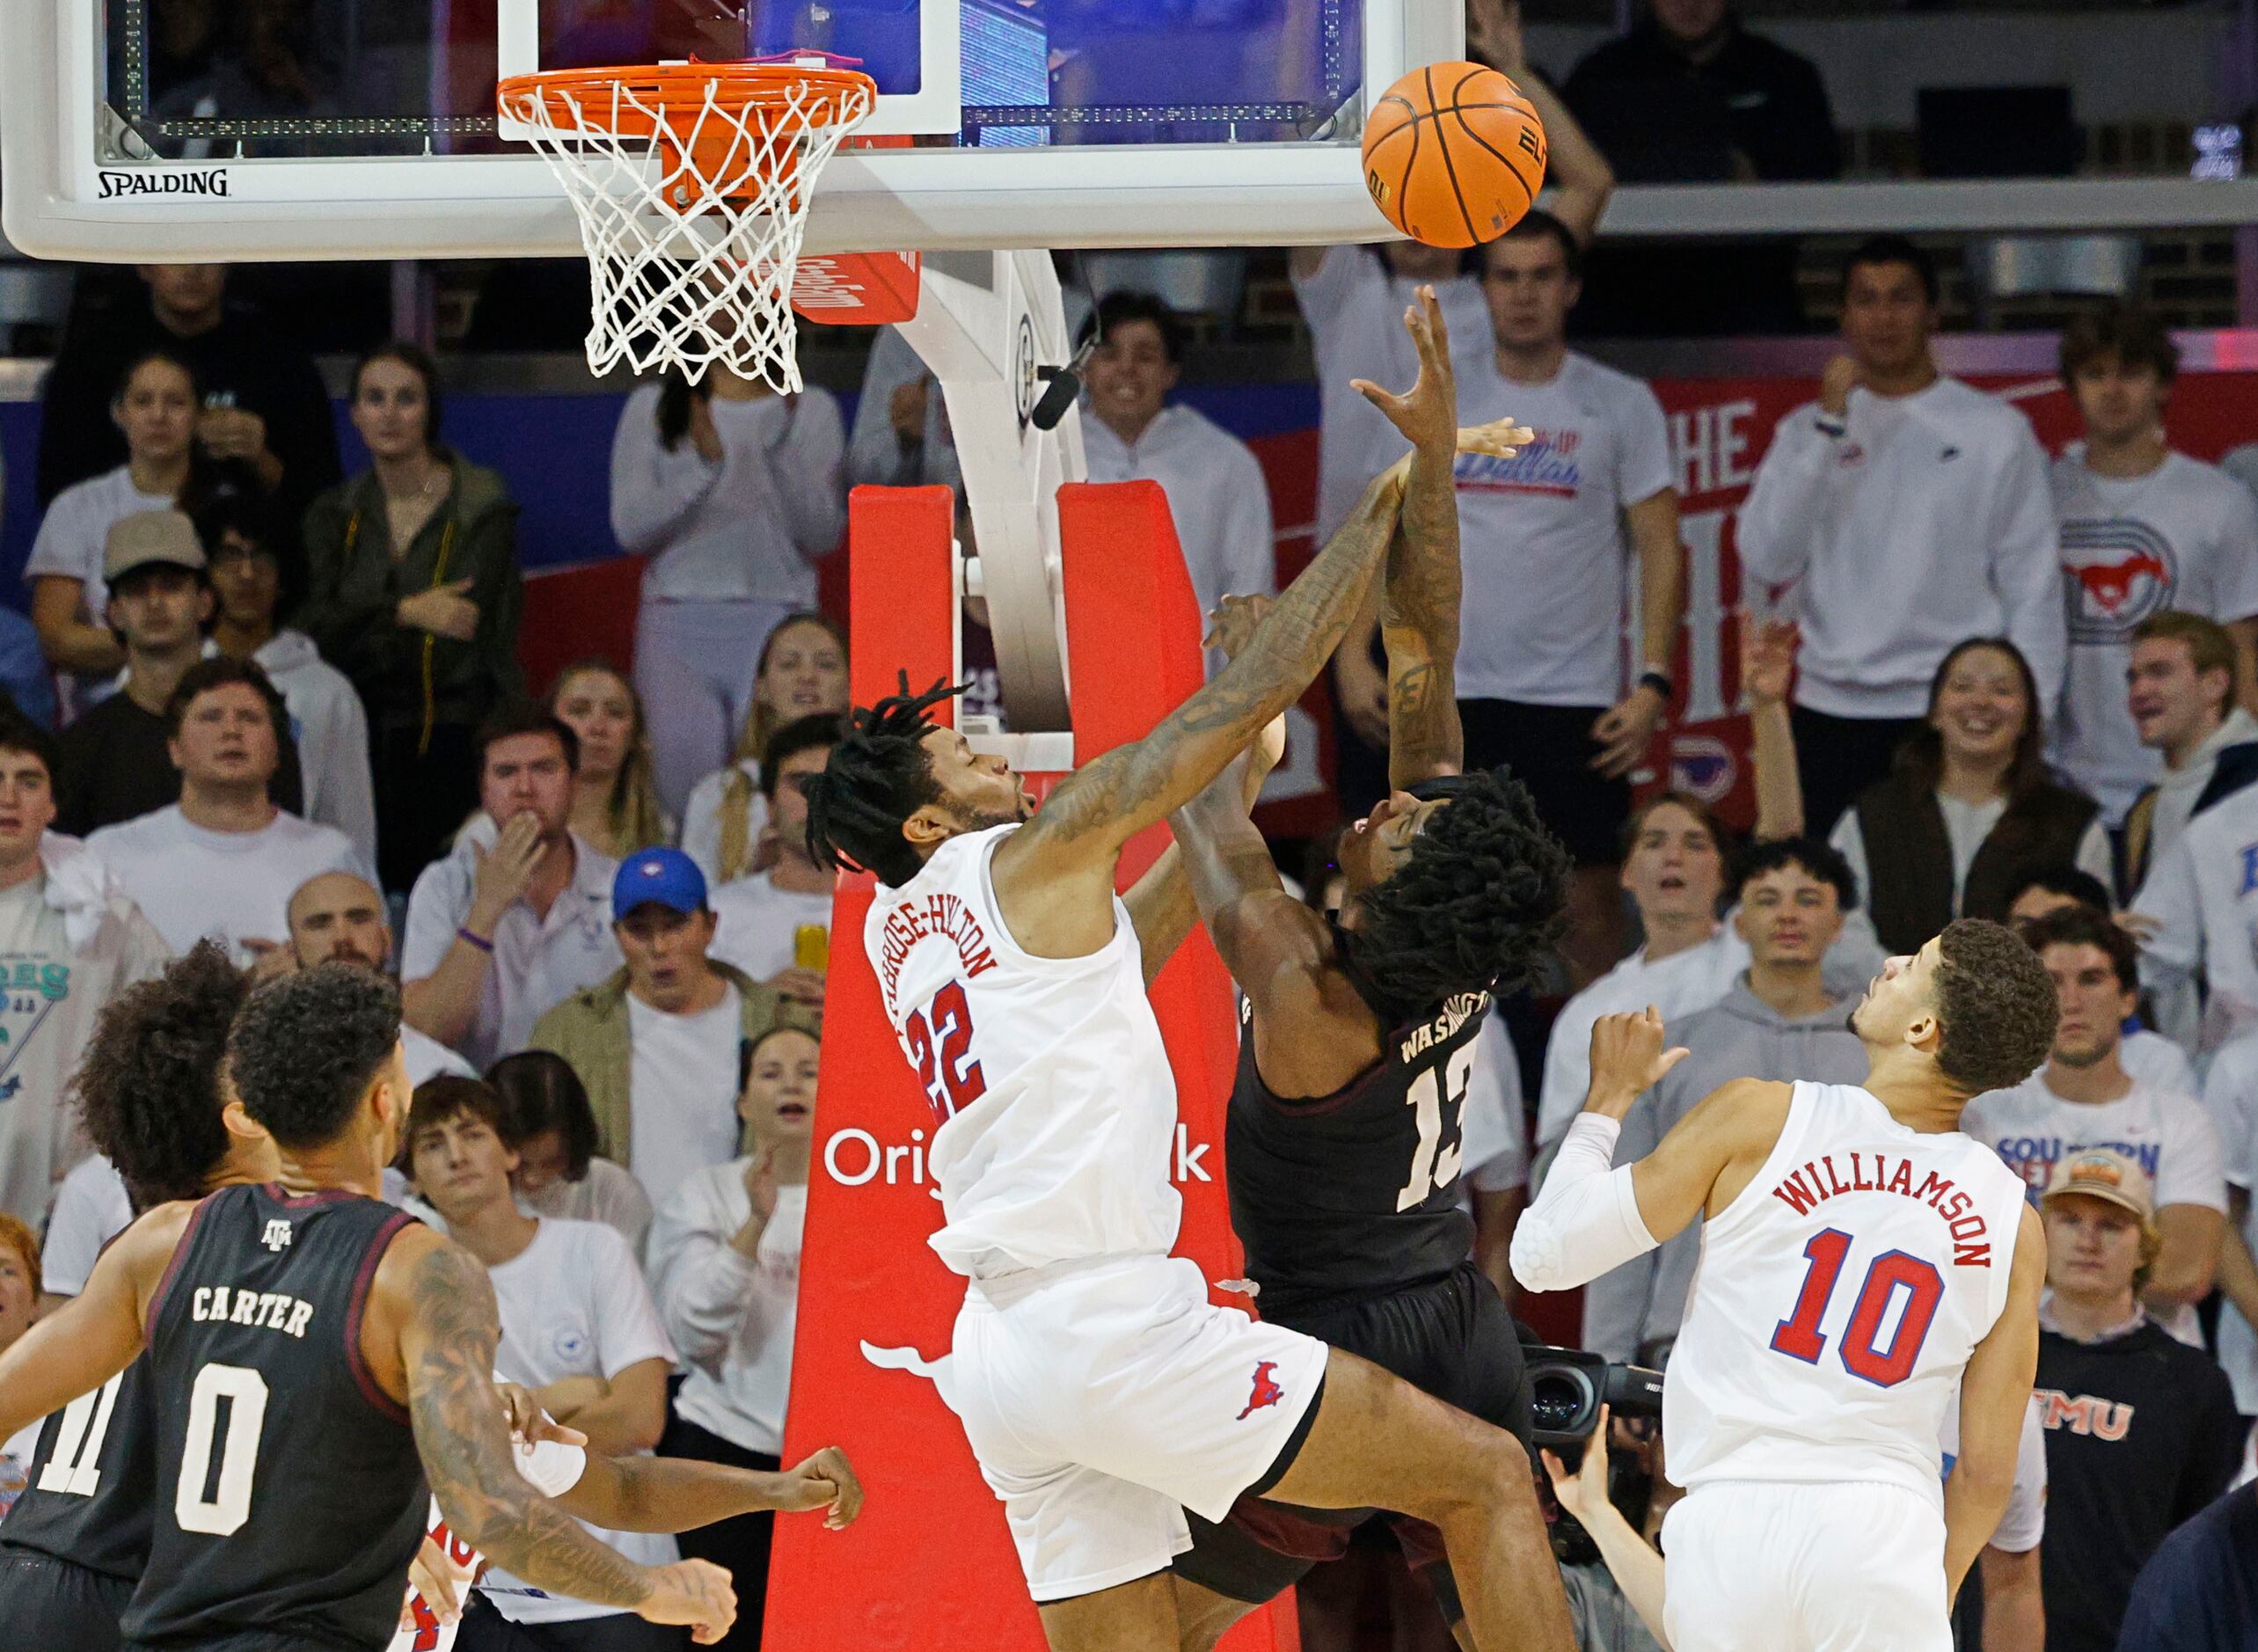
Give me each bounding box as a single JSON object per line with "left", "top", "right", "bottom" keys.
{"left": 1237, "top": 1360, "right": 1286, "bottom": 1422}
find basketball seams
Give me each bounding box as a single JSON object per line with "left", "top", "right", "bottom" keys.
{"left": 1458, "top": 120, "right": 1540, "bottom": 222}
{"left": 1421, "top": 64, "right": 1480, "bottom": 247}
{"left": 1362, "top": 60, "right": 1544, "bottom": 248}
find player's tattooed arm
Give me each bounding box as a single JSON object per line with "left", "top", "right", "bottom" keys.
{"left": 1360, "top": 288, "right": 1471, "bottom": 790}
{"left": 399, "top": 1239, "right": 660, "bottom": 1607}
{"left": 396, "top": 1238, "right": 742, "bottom": 1641}
{"left": 1011, "top": 477, "right": 1403, "bottom": 881}
{"left": 564, "top": 1446, "right": 865, "bottom": 1534}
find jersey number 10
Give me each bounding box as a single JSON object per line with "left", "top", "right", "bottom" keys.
{"left": 1769, "top": 1227, "right": 1945, "bottom": 1388}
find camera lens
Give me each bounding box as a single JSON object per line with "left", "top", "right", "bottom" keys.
{"left": 1528, "top": 1368, "right": 1594, "bottom": 1434}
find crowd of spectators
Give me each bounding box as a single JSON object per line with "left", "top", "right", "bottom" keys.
{"left": 5, "top": 4, "right": 2258, "bottom": 1648}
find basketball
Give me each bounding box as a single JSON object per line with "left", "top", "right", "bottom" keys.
{"left": 1361, "top": 61, "right": 1549, "bottom": 249}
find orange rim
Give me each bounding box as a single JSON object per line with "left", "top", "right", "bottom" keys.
{"left": 497, "top": 62, "right": 879, "bottom": 134}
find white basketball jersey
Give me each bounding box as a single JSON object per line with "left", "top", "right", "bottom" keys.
{"left": 864, "top": 822, "right": 1182, "bottom": 1277}
{"left": 1665, "top": 1080, "right": 2030, "bottom": 1505}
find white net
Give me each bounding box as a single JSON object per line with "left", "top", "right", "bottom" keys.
{"left": 501, "top": 68, "right": 876, "bottom": 392}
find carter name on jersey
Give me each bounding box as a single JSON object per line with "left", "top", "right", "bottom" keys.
{"left": 190, "top": 1283, "right": 317, "bottom": 1339}
{"left": 1769, "top": 1151, "right": 1996, "bottom": 1268}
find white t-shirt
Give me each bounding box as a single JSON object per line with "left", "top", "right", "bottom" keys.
{"left": 1449, "top": 351, "right": 1672, "bottom": 707}
{"left": 482, "top": 1217, "right": 679, "bottom": 1624}
{"left": 2202, "top": 1034, "right": 2258, "bottom": 1411}
{"left": 648, "top": 1164, "right": 805, "bottom": 1456}
{"left": 2050, "top": 450, "right": 2258, "bottom": 822}
{"left": 0, "top": 1418, "right": 40, "bottom": 1519}
{"left": 1962, "top": 1071, "right": 2227, "bottom": 1343}
{"left": 40, "top": 1151, "right": 135, "bottom": 1295}
{"left": 390, "top": 1431, "right": 588, "bottom": 1652}
{"left": 405, "top": 1024, "right": 478, "bottom": 1088}
{"left": 401, "top": 834, "right": 624, "bottom": 1071}
{"left": 625, "top": 985, "right": 745, "bottom": 1210}
{"left": 84, "top": 805, "right": 362, "bottom": 965}
{"left": 679, "top": 762, "right": 765, "bottom": 887}
{"left": 25, "top": 466, "right": 175, "bottom": 715}
{"left": 1826, "top": 791, "right": 2114, "bottom": 927}
{"left": 1458, "top": 1011, "right": 1529, "bottom": 1195}
{"left": 1940, "top": 1388, "right": 2048, "bottom": 1553}
{"left": 2130, "top": 782, "right": 2258, "bottom": 1056}
{"left": 709, "top": 871, "right": 832, "bottom": 983}
{"left": 1290, "top": 247, "right": 1493, "bottom": 541}
{"left": 1081, "top": 404, "right": 1276, "bottom": 672}
{"left": 521, "top": 1158, "right": 654, "bottom": 1259}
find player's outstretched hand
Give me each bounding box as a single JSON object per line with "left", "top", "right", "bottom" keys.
{"left": 495, "top": 1380, "right": 588, "bottom": 1450}
{"left": 1539, "top": 1403, "right": 1611, "bottom": 1524}
{"left": 1352, "top": 285, "right": 1458, "bottom": 454}
{"left": 1586, "top": 1008, "right": 1689, "bottom": 1116}
{"left": 640, "top": 1558, "right": 738, "bottom": 1645}
{"left": 405, "top": 1534, "right": 461, "bottom": 1630}
{"left": 1203, "top": 593, "right": 1274, "bottom": 664}
{"left": 773, "top": 1444, "right": 866, "bottom": 1529}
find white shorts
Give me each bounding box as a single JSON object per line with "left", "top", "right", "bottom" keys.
{"left": 1662, "top": 1480, "right": 1951, "bottom": 1652}
{"left": 938, "top": 1254, "right": 1329, "bottom": 1604}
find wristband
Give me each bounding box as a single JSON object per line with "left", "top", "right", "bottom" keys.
{"left": 457, "top": 925, "right": 494, "bottom": 954}
{"left": 1814, "top": 412, "right": 1848, "bottom": 438}
{"left": 1638, "top": 670, "right": 1675, "bottom": 702}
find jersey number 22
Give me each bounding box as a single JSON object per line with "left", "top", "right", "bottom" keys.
{"left": 905, "top": 982, "right": 987, "bottom": 1122}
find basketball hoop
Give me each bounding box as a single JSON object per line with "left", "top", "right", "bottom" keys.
{"left": 498, "top": 58, "right": 880, "bottom": 391}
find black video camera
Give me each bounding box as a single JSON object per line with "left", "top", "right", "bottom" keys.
{"left": 1522, "top": 1346, "right": 1664, "bottom": 1448}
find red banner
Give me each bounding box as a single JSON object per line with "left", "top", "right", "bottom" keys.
{"left": 1649, "top": 367, "right": 2258, "bottom": 828}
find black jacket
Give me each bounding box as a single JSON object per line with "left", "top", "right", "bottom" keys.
{"left": 1564, "top": 18, "right": 1840, "bottom": 183}
{"left": 2035, "top": 1320, "right": 2243, "bottom": 1652}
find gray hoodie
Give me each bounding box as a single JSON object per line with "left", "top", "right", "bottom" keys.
{"left": 1581, "top": 975, "right": 1867, "bottom": 1363}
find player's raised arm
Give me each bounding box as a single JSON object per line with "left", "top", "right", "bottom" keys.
{"left": 0, "top": 1201, "right": 186, "bottom": 1440}
{"left": 1943, "top": 1206, "right": 2045, "bottom": 1604}
{"left": 1357, "top": 288, "right": 1471, "bottom": 789}
{"left": 383, "top": 1226, "right": 739, "bottom": 1643}
{"left": 1512, "top": 1011, "right": 1792, "bottom": 1292}
{"left": 1004, "top": 354, "right": 1525, "bottom": 888}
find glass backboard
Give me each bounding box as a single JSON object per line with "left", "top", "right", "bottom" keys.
{"left": 3, "top": 0, "right": 1455, "bottom": 262}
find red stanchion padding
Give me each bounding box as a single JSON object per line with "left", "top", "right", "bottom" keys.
{"left": 770, "top": 480, "right": 1297, "bottom": 1652}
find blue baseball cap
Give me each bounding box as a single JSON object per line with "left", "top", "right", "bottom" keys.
{"left": 612, "top": 848, "right": 708, "bottom": 921}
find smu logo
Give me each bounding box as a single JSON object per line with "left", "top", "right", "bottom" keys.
{"left": 1237, "top": 1360, "right": 1286, "bottom": 1422}
{"left": 2061, "top": 519, "right": 2178, "bottom": 642}
{"left": 2037, "top": 1388, "right": 2133, "bottom": 1441}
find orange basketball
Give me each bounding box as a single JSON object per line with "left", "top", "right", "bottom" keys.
{"left": 1361, "top": 62, "right": 1548, "bottom": 249}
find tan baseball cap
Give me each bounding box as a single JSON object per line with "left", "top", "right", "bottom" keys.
{"left": 2041, "top": 1147, "right": 2155, "bottom": 1224}
{"left": 103, "top": 510, "right": 206, "bottom": 583}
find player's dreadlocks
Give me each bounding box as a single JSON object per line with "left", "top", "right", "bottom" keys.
{"left": 802, "top": 676, "right": 967, "bottom": 888}
{"left": 1342, "top": 767, "right": 1570, "bottom": 1022}
{"left": 73, "top": 939, "right": 249, "bottom": 1213}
